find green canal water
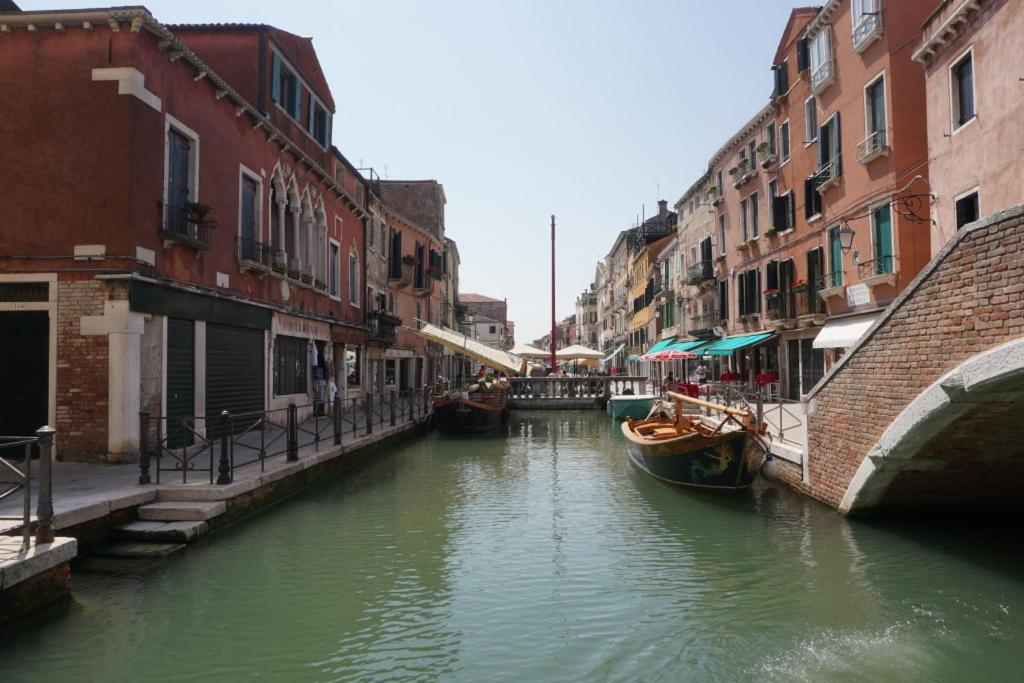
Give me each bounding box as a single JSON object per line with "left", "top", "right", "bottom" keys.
{"left": 5, "top": 411, "right": 1024, "bottom": 681}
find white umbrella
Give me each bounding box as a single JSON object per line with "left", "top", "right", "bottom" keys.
{"left": 510, "top": 342, "right": 550, "bottom": 359}
{"left": 555, "top": 344, "right": 604, "bottom": 360}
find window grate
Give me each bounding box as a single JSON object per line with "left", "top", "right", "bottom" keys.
{"left": 0, "top": 282, "right": 49, "bottom": 302}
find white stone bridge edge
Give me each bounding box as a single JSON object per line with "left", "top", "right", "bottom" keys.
{"left": 838, "top": 337, "right": 1024, "bottom": 514}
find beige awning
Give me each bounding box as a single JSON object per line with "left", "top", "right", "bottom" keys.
{"left": 412, "top": 324, "right": 526, "bottom": 374}
{"left": 812, "top": 312, "right": 881, "bottom": 349}
{"left": 510, "top": 342, "right": 550, "bottom": 359}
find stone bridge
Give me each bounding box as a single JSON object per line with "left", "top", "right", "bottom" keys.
{"left": 780, "top": 204, "right": 1024, "bottom": 515}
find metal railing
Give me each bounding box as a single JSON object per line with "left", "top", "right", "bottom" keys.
{"left": 689, "top": 312, "right": 720, "bottom": 336}
{"left": 857, "top": 129, "right": 889, "bottom": 163}
{"left": 139, "top": 387, "right": 436, "bottom": 486}
{"left": 388, "top": 260, "right": 413, "bottom": 286}
{"left": 794, "top": 282, "right": 827, "bottom": 316}
{"left": 685, "top": 260, "right": 715, "bottom": 286}
{"left": 810, "top": 57, "right": 834, "bottom": 93}
{"left": 507, "top": 376, "right": 647, "bottom": 400}
{"left": 853, "top": 10, "right": 882, "bottom": 52}
{"left": 692, "top": 383, "right": 803, "bottom": 444}
{"left": 858, "top": 255, "right": 896, "bottom": 278}
{"left": 0, "top": 427, "right": 56, "bottom": 548}
{"left": 239, "top": 235, "right": 272, "bottom": 267}
{"left": 765, "top": 290, "right": 795, "bottom": 321}
{"left": 819, "top": 271, "right": 845, "bottom": 290}
{"left": 814, "top": 157, "right": 842, "bottom": 189}
{"left": 159, "top": 201, "right": 214, "bottom": 250}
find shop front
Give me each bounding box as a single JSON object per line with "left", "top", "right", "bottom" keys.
{"left": 271, "top": 313, "right": 331, "bottom": 419}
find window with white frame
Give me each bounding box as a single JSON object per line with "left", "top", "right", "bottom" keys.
{"left": 749, "top": 192, "right": 760, "bottom": 238}
{"left": 852, "top": 0, "right": 882, "bottom": 52}
{"left": 955, "top": 189, "right": 980, "bottom": 230}
{"left": 239, "top": 169, "right": 261, "bottom": 262}
{"left": 329, "top": 240, "right": 340, "bottom": 297}
{"left": 348, "top": 250, "right": 360, "bottom": 306}
{"left": 718, "top": 215, "right": 726, "bottom": 255}
{"left": 804, "top": 97, "right": 818, "bottom": 144}
{"left": 164, "top": 116, "right": 199, "bottom": 237}
{"left": 951, "top": 49, "right": 975, "bottom": 130}
{"left": 740, "top": 198, "right": 749, "bottom": 241}
{"left": 864, "top": 74, "right": 887, "bottom": 150}
{"left": 808, "top": 29, "right": 833, "bottom": 92}
{"left": 780, "top": 120, "right": 791, "bottom": 162}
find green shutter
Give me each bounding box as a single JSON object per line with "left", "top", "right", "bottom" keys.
{"left": 829, "top": 228, "right": 843, "bottom": 285}
{"left": 874, "top": 205, "right": 893, "bottom": 273}
{"left": 291, "top": 78, "right": 301, "bottom": 118}
{"left": 271, "top": 53, "right": 281, "bottom": 103}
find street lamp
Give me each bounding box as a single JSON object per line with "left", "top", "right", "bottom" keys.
{"left": 838, "top": 223, "right": 855, "bottom": 252}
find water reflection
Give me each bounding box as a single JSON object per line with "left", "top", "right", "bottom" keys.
{"left": 3, "top": 411, "right": 1024, "bottom": 682}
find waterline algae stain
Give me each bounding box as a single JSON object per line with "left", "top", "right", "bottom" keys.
{"left": 3, "top": 411, "right": 1024, "bottom": 681}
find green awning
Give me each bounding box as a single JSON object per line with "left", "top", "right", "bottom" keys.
{"left": 642, "top": 337, "right": 677, "bottom": 356}
{"left": 666, "top": 339, "right": 710, "bottom": 352}
{"left": 701, "top": 332, "right": 775, "bottom": 356}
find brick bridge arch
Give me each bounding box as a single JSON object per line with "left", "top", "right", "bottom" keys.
{"left": 790, "top": 204, "right": 1024, "bottom": 515}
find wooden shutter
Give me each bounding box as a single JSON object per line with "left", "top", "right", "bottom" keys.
{"left": 773, "top": 68, "right": 782, "bottom": 99}
{"left": 788, "top": 192, "right": 797, "bottom": 230}
{"left": 796, "top": 38, "right": 809, "bottom": 71}
{"left": 831, "top": 111, "right": 842, "bottom": 177}
{"left": 755, "top": 269, "right": 762, "bottom": 312}
{"left": 772, "top": 196, "right": 787, "bottom": 230}
{"left": 271, "top": 53, "right": 281, "bottom": 103}
{"left": 291, "top": 78, "right": 301, "bottom": 118}
{"left": 738, "top": 273, "right": 747, "bottom": 314}
{"left": 804, "top": 177, "right": 815, "bottom": 219}
{"left": 308, "top": 94, "right": 315, "bottom": 132}
{"left": 766, "top": 261, "right": 779, "bottom": 290}
{"left": 719, "top": 280, "right": 728, "bottom": 320}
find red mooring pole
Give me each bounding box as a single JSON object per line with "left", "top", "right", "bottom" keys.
{"left": 550, "top": 214, "right": 557, "bottom": 373}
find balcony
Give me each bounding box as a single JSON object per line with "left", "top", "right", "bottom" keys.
{"left": 685, "top": 260, "right": 715, "bottom": 286}
{"left": 388, "top": 260, "right": 413, "bottom": 288}
{"left": 857, "top": 129, "right": 890, "bottom": 165}
{"left": 287, "top": 257, "right": 301, "bottom": 281}
{"left": 816, "top": 272, "right": 845, "bottom": 301}
{"left": 688, "top": 312, "right": 720, "bottom": 338}
{"left": 814, "top": 159, "right": 841, "bottom": 192}
{"left": 858, "top": 255, "right": 897, "bottom": 288}
{"left": 765, "top": 290, "right": 796, "bottom": 329}
{"left": 706, "top": 186, "right": 723, "bottom": 206}
{"left": 238, "top": 236, "right": 271, "bottom": 270}
{"left": 730, "top": 161, "right": 756, "bottom": 189}
{"left": 159, "top": 201, "right": 213, "bottom": 251}
{"left": 810, "top": 57, "right": 834, "bottom": 95}
{"left": 794, "top": 281, "right": 827, "bottom": 325}
{"left": 853, "top": 11, "right": 883, "bottom": 54}
{"left": 367, "top": 310, "right": 402, "bottom": 346}
{"left": 300, "top": 263, "right": 314, "bottom": 285}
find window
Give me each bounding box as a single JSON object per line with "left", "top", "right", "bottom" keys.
{"left": 951, "top": 50, "right": 975, "bottom": 130}
{"left": 766, "top": 124, "right": 777, "bottom": 157}
{"left": 348, "top": 251, "right": 360, "bottom": 306}
{"left": 274, "top": 335, "right": 307, "bottom": 395}
{"left": 716, "top": 170, "right": 724, "bottom": 196}
{"left": 773, "top": 191, "right": 796, "bottom": 232}
{"left": 865, "top": 75, "right": 887, "bottom": 146}
{"left": 780, "top": 120, "right": 790, "bottom": 163}
{"left": 329, "top": 241, "right": 340, "bottom": 297}
{"left": 773, "top": 60, "right": 789, "bottom": 99}
{"left": 955, "top": 191, "right": 980, "bottom": 230}
{"left": 852, "top": 0, "right": 882, "bottom": 51}
{"left": 239, "top": 173, "right": 259, "bottom": 261}
{"left": 872, "top": 204, "right": 894, "bottom": 274}
{"left": 164, "top": 122, "right": 197, "bottom": 236}
{"left": 718, "top": 215, "right": 726, "bottom": 256}
{"left": 718, "top": 280, "right": 728, "bottom": 320}
{"left": 737, "top": 269, "right": 762, "bottom": 315}
{"left": 385, "top": 359, "right": 396, "bottom": 386}
{"left": 740, "top": 198, "right": 749, "bottom": 241}
{"left": 818, "top": 113, "right": 842, "bottom": 180}
{"left": 750, "top": 192, "right": 760, "bottom": 238}
{"left": 346, "top": 346, "right": 361, "bottom": 387}
{"left": 808, "top": 29, "right": 833, "bottom": 92}
{"left": 804, "top": 97, "right": 818, "bottom": 144}
{"left": 748, "top": 139, "right": 757, "bottom": 169}
{"left": 271, "top": 52, "right": 302, "bottom": 120}
{"left": 489, "top": 325, "right": 497, "bottom": 334}
{"left": 804, "top": 177, "right": 823, "bottom": 219}
{"left": 310, "top": 102, "right": 329, "bottom": 147}
{"left": 768, "top": 180, "right": 777, "bottom": 202}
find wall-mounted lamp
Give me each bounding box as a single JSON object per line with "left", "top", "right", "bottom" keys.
{"left": 838, "top": 224, "right": 855, "bottom": 252}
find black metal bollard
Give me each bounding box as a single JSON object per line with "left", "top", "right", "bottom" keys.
{"left": 217, "top": 411, "right": 232, "bottom": 485}
{"left": 333, "top": 398, "right": 342, "bottom": 446}
{"left": 365, "top": 395, "right": 373, "bottom": 435}
{"left": 139, "top": 411, "right": 151, "bottom": 485}
{"left": 287, "top": 403, "right": 298, "bottom": 461}
{"left": 390, "top": 390, "right": 397, "bottom": 427}
{"left": 34, "top": 426, "right": 56, "bottom": 544}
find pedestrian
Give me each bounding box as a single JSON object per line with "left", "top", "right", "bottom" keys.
{"left": 695, "top": 362, "right": 707, "bottom": 385}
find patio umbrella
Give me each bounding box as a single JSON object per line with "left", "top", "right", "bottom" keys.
{"left": 646, "top": 349, "right": 697, "bottom": 362}
{"left": 510, "top": 342, "right": 551, "bottom": 359}
{"left": 555, "top": 344, "right": 602, "bottom": 375}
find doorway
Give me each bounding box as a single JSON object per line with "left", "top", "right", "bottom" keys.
{"left": 0, "top": 311, "right": 48, "bottom": 440}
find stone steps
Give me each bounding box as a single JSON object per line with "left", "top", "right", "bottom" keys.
{"left": 137, "top": 501, "right": 226, "bottom": 522}
{"left": 92, "top": 542, "right": 186, "bottom": 559}
{"left": 114, "top": 520, "right": 209, "bottom": 544}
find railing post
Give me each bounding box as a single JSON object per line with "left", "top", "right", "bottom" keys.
{"left": 365, "top": 395, "right": 373, "bottom": 435}
{"left": 217, "top": 411, "right": 232, "bottom": 485}
{"left": 34, "top": 425, "right": 56, "bottom": 545}
{"left": 333, "top": 398, "right": 342, "bottom": 446}
{"left": 138, "top": 411, "right": 151, "bottom": 485}
{"left": 390, "top": 390, "right": 397, "bottom": 427}
{"left": 287, "top": 403, "right": 298, "bottom": 461}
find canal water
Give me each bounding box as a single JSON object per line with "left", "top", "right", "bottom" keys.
{"left": 5, "top": 411, "right": 1024, "bottom": 681}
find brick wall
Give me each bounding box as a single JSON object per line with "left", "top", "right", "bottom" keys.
{"left": 799, "top": 204, "right": 1024, "bottom": 509}
{"left": 55, "top": 278, "right": 108, "bottom": 461}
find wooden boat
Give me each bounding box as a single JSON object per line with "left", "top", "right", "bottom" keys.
{"left": 621, "top": 391, "right": 768, "bottom": 492}
{"left": 608, "top": 394, "right": 659, "bottom": 420}
{"left": 432, "top": 386, "right": 508, "bottom": 434}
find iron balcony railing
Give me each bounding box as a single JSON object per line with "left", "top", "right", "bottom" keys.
{"left": 367, "top": 309, "right": 402, "bottom": 345}
{"left": 765, "top": 290, "right": 796, "bottom": 321}
{"left": 795, "top": 281, "right": 827, "bottom": 316}
{"left": 857, "top": 129, "right": 889, "bottom": 164}
{"left": 685, "top": 260, "right": 715, "bottom": 286}
{"left": 388, "top": 260, "right": 413, "bottom": 286}
{"left": 820, "top": 270, "right": 845, "bottom": 290}
{"left": 159, "top": 201, "right": 214, "bottom": 250}
{"left": 0, "top": 427, "right": 56, "bottom": 549}
{"left": 239, "top": 235, "right": 272, "bottom": 267}
{"left": 858, "top": 255, "right": 896, "bottom": 279}
{"left": 814, "top": 158, "right": 842, "bottom": 190}
{"left": 810, "top": 57, "right": 834, "bottom": 94}
{"left": 689, "top": 312, "right": 720, "bottom": 337}
{"left": 853, "top": 10, "right": 883, "bottom": 53}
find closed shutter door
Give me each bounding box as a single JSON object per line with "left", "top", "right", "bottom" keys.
{"left": 166, "top": 318, "right": 195, "bottom": 448}
{"left": 206, "top": 324, "right": 264, "bottom": 439}
{"left": 0, "top": 311, "right": 48, "bottom": 440}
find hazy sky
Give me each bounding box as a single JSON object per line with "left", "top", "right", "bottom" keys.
{"left": 25, "top": 0, "right": 800, "bottom": 342}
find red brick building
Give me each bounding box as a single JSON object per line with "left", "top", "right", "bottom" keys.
{"left": 0, "top": 7, "right": 368, "bottom": 461}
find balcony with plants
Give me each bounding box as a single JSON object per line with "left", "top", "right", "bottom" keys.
{"left": 367, "top": 309, "right": 402, "bottom": 346}
{"left": 160, "top": 201, "right": 214, "bottom": 251}
{"left": 729, "top": 158, "right": 756, "bottom": 189}
{"left": 685, "top": 260, "right": 715, "bottom": 287}
{"left": 764, "top": 288, "right": 796, "bottom": 330}
{"left": 388, "top": 254, "right": 414, "bottom": 288}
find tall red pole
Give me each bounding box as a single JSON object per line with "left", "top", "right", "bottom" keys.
{"left": 550, "top": 214, "right": 557, "bottom": 372}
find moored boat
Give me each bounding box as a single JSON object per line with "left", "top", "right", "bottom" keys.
{"left": 608, "top": 394, "right": 659, "bottom": 421}
{"left": 621, "top": 392, "right": 767, "bottom": 492}
{"left": 432, "top": 387, "right": 508, "bottom": 434}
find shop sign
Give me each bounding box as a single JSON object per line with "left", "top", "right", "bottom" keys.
{"left": 846, "top": 283, "right": 869, "bottom": 307}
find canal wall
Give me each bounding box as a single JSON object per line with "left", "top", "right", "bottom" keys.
{"left": 787, "top": 204, "right": 1024, "bottom": 513}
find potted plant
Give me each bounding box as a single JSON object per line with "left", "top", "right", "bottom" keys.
{"left": 765, "top": 226, "right": 779, "bottom": 237}
{"left": 185, "top": 201, "right": 213, "bottom": 223}
{"left": 401, "top": 254, "right": 417, "bottom": 266}
{"left": 791, "top": 278, "right": 810, "bottom": 292}
{"left": 756, "top": 141, "right": 770, "bottom": 154}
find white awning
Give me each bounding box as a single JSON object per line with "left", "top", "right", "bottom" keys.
{"left": 411, "top": 323, "right": 526, "bottom": 374}
{"left": 555, "top": 344, "right": 604, "bottom": 359}
{"left": 812, "top": 313, "right": 881, "bottom": 349}
{"left": 601, "top": 343, "right": 626, "bottom": 363}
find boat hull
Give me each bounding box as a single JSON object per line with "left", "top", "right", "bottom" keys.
{"left": 621, "top": 422, "right": 760, "bottom": 492}
{"left": 609, "top": 395, "right": 657, "bottom": 420}
{"left": 433, "top": 398, "right": 506, "bottom": 434}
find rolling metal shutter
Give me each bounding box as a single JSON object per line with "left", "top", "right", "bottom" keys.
{"left": 166, "top": 318, "right": 195, "bottom": 448}
{"left": 206, "top": 324, "right": 264, "bottom": 439}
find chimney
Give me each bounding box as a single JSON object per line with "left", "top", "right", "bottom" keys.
{"left": 658, "top": 199, "right": 668, "bottom": 217}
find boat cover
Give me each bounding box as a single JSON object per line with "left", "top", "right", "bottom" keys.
{"left": 412, "top": 323, "right": 526, "bottom": 374}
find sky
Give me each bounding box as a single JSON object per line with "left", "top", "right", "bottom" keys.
{"left": 24, "top": 0, "right": 801, "bottom": 342}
